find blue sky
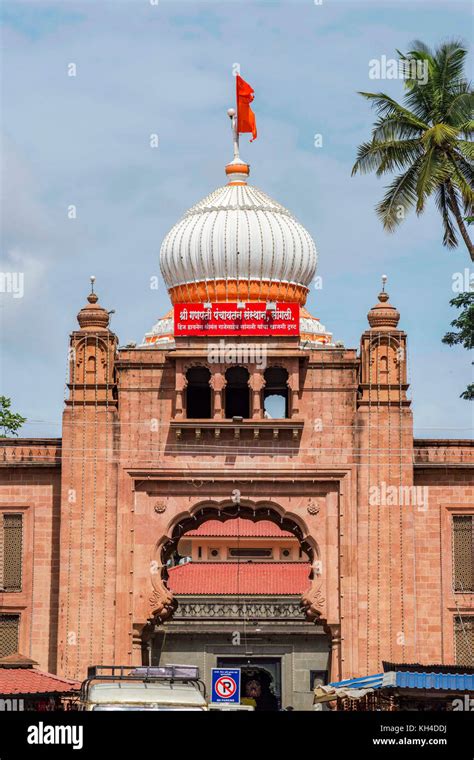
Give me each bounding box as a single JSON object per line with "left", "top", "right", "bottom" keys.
{"left": 1, "top": 0, "right": 473, "bottom": 438}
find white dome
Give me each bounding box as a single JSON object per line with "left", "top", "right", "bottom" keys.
{"left": 159, "top": 182, "right": 317, "bottom": 304}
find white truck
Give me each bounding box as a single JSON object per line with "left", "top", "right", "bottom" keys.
{"left": 80, "top": 665, "right": 208, "bottom": 711}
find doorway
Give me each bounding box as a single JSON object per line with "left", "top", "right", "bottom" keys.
{"left": 217, "top": 656, "right": 282, "bottom": 711}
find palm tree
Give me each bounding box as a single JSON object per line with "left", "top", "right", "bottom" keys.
{"left": 352, "top": 40, "right": 474, "bottom": 260}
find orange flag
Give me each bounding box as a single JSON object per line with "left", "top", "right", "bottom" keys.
{"left": 236, "top": 75, "right": 257, "bottom": 142}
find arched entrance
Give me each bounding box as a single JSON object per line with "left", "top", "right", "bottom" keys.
{"left": 218, "top": 658, "right": 280, "bottom": 711}
{"left": 148, "top": 500, "right": 325, "bottom": 622}
{"left": 142, "top": 500, "right": 334, "bottom": 710}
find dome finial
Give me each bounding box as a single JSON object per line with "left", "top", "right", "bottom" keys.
{"left": 378, "top": 274, "right": 389, "bottom": 303}
{"left": 225, "top": 106, "right": 249, "bottom": 184}
{"left": 88, "top": 275, "right": 98, "bottom": 304}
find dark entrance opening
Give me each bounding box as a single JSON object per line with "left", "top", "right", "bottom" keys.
{"left": 217, "top": 656, "right": 281, "bottom": 711}
{"left": 186, "top": 366, "right": 211, "bottom": 419}
{"left": 225, "top": 366, "right": 250, "bottom": 419}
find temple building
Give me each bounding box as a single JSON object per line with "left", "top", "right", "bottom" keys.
{"left": 0, "top": 111, "right": 473, "bottom": 709}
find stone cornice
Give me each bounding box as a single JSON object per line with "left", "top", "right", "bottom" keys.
{"left": 0, "top": 439, "right": 62, "bottom": 467}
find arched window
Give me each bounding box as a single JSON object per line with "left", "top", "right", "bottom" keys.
{"left": 225, "top": 366, "right": 250, "bottom": 419}
{"left": 186, "top": 366, "right": 211, "bottom": 419}
{"left": 380, "top": 354, "right": 389, "bottom": 376}
{"left": 263, "top": 367, "right": 289, "bottom": 419}
{"left": 86, "top": 355, "right": 96, "bottom": 380}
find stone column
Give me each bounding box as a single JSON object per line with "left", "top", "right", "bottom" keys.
{"left": 210, "top": 372, "right": 225, "bottom": 419}
{"left": 175, "top": 365, "right": 187, "bottom": 420}
{"left": 249, "top": 371, "right": 265, "bottom": 419}
{"left": 328, "top": 624, "right": 342, "bottom": 683}
{"left": 287, "top": 362, "right": 300, "bottom": 417}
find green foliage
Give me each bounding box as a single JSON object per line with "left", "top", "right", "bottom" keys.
{"left": 0, "top": 397, "right": 27, "bottom": 437}
{"left": 442, "top": 292, "right": 474, "bottom": 399}
{"left": 352, "top": 40, "right": 474, "bottom": 258}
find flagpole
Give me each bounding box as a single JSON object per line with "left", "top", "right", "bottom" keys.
{"left": 227, "top": 107, "right": 240, "bottom": 163}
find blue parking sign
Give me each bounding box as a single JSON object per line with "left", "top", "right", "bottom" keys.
{"left": 211, "top": 668, "right": 241, "bottom": 704}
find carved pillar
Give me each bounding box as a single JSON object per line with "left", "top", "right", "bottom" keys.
{"left": 249, "top": 371, "right": 265, "bottom": 419}
{"left": 328, "top": 624, "right": 342, "bottom": 683}
{"left": 210, "top": 372, "right": 225, "bottom": 419}
{"left": 175, "top": 365, "right": 187, "bottom": 420}
{"left": 287, "top": 362, "right": 300, "bottom": 417}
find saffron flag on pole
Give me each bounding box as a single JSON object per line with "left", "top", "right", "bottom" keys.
{"left": 236, "top": 75, "right": 257, "bottom": 141}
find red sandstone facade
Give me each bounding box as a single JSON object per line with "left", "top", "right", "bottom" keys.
{"left": 0, "top": 284, "right": 472, "bottom": 683}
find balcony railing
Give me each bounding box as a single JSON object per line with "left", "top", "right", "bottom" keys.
{"left": 170, "top": 418, "right": 304, "bottom": 441}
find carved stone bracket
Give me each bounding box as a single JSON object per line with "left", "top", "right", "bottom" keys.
{"left": 149, "top": 576, "right": 177, "bottom": 624}
{"left": 300, "top": 579, "right": 326, "bottom": 622}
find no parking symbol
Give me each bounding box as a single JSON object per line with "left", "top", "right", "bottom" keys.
{"left": 211, "top": 668, "right": 241, "bottom": 704}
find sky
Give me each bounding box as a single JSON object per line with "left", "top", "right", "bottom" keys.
{"left": 0, "top": 0, "right": 473, "bottom": 439}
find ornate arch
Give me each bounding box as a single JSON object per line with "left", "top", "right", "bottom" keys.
{"left": 147, "top": 498, "right": 326, "bottom": 630}
{"left": 368, "top": 334, "right": 403, "bottom": 384}
{"left": 183, "top": 360, "right": 211, "bottom": 373}
{"left": 73, "top": 335, "right": 109, "bottom": 384}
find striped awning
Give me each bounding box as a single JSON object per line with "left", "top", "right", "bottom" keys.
{"left": 314, "top": 670, "right": 474, "bottom": 703}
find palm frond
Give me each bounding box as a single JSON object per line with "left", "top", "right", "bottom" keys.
{"left": 450, "top": 147, "right": 474, "bottom": 181}
{"left": 456, "top": 121, "right": 474, "bottom": 140}
{"left": 444, "top": 89, "right": 474, "bottom": 127}
{"left": 435, "top": 183, "right": 458, "bottom": 247}
{"left": 352, "top": 139, "right": 422, "bottom": 176}
{"left": 371, "top": 115, "right": 426, "bottom": 142}
{"left": 421, "top": 123, "right": 459, "bottom": 147}
{"left": 434, "top": 40, "right": 469, "bottom": 96}
{"left": 447, "top": 157, "right": 474, "bottom": 212}
{"left": 358, "top": 92, "right": 429, "bottom": 130}
{"left": 408, "top": 40, "right": 433, "bottom": 57}
{"left": 415, "top": 149, "right": 450, "bottom": 212}
{"left": 375, "top": 158, "right": 423, "bottom": 231}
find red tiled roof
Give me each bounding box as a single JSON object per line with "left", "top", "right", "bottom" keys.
{"left": 0, "top": 653, "right": 38, "bottom": 667}
{"left": 184, "top": 519, "right": 295, "bottom": 538}
{"left": 0, "top": 668, "right": 80, "bottom": 696}
{"left": 167, "top": 561, "right": 309, "bottom": 595}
